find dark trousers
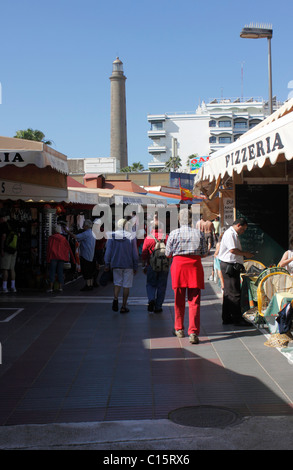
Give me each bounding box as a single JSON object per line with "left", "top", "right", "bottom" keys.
{"left": 80, "top": 256, "right": 94, "bottom": 280}
{"left": 146, "top": 266, "right": 169, "bottom": 310}
{"left": 220, "top": 261, "right": 242, "bottom": 324}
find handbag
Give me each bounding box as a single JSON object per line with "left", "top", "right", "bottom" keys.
{"left": 225, "top": 263, "right": 234, "bottom": 275}
{"left": 234, "top": 263, "right": 245, "bottom": 273}
{"left": 225, "top": 263, "right": 245, "bottom": 276}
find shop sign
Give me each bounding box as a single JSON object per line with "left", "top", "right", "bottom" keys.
{"left": 0, "top": 179, "right": 67, "bottom": 201}
{"left": 0, "top": 152, "right": 24, "bottom": 163}
{"left": 223, "top": 197, "right": 234, "bottom": 226}
{"left": 0, "top": 150, "right": 68, "bottom": 174}
{"left": 224, "top": 132, "right": 284, "bottom": 170}
{"left": 190, "top": 156, "right": 209, "bottom": 174}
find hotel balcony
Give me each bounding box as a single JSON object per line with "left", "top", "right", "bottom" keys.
{"left": 148, "top": 130, "right": 166, "bottom": 138}
{"left": 147, "top": 114, "right": 166, "bottom": 122}
{"left": 148, "top": 145, "right": 167, "bottom": 154}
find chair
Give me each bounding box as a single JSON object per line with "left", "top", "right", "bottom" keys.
{"left": 243, "top": 270, "right": 293, "bottom": 326}
{"left": 257, "top": 271, "right": 293, "bottom": 316}
{"left": 254, "top": 266, "right": 290, "bottom": 287}
{"left": 243, "top": 259, "right": 266, "bottom": 272}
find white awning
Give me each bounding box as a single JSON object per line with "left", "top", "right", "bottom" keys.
{"left": 67, "top": 187, "right": 168, "bottom": 206}
{"left": 0, "top": 179, "right": 68, "bottom": 202}
{"left": 0, "top": 184, "right": 168, "bottom": 206}
{"left": 67, "top": 188, "right": 100, "bottom": 205}
{"left": 195, "top": 98, "right": 293, "bottom": 184}
{"left": 0, "top": 150, "right": 68, "bottom": 174}
{"left": 0, "top": 136, "right": 68, "bottom": 174}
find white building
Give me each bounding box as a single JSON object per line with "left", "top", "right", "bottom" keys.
{"left": 147, "top": 97, "right": 282, "bottom": 171}
{"left": 68, "top": 157, "right": 119, "bottom": 177}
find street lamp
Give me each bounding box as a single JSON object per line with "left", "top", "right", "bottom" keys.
{"left": 240, "top": 23, "right": 273, "bottom": 114}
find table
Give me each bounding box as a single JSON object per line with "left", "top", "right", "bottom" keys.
{"left": 263, "top": 291, "right": 293, "bottom": 334}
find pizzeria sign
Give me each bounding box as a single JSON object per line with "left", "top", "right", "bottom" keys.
{"left": 194, "top": 109, "right": 293, "bottom": 183}
{"left": 0, "top": 150, "right": 68, "bottom": 174}
{"left": 225, "top": 132, "right": 284, "bottom": 169}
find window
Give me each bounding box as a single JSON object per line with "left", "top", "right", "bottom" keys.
{"left": 249, "top": 120, "right": 261, "bottom": 129}
{"left": 151, "top": 122, "right": 163, "bottom": 130}
{"left": 234, "top": 121, "right": 247, "bottom": 129}
{"left": 209, "top": 120, "right": 216, "bottom": 127}
{"left": 209, "top": 136, "right": 217, "bottom": 143}
{"left": 219, "top": 136, "right": 232, "bottom": 144}
{"left": 219, "top": 120, "right": 231, "bottom": 127}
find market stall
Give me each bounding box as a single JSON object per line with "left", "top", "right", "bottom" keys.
{"left": 0, "top": 136, "right": 71, "bottom": 289}
{"left": 194, "top": 98, "right": 293, "bottom": 266}
{"left": 194, "top": 99, "right": 293, "bottom": 346}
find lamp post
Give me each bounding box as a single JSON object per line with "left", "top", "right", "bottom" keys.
{"left": 240, "top": 23, "right": 273, "bottom": 115}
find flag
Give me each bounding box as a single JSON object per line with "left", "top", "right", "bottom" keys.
{"left": 179, "top": 179, "right": 193, "bottom": 201}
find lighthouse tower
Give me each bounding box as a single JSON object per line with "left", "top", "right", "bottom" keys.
{"left": 110, "top": 57, "right": 128, "bottom": 171}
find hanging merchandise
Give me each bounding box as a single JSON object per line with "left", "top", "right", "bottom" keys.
{"left": 56, "top": 204, "right": 66, "bottom": 215}
{"left": 75, "top": 241, "right": 81, "bottom": 272}
{"left": 41, "top": 208, "right": 57, "bottom": 265}
{"left": 77, "top": 213, "right": 85, "bottom": 230}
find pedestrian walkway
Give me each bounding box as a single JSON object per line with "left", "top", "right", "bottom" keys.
{"left": 0, "top": 252, "right": 293, "bottom": 450}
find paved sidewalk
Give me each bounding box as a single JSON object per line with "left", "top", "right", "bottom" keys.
{"left": 0, "top": 253, "right": 293, "bottom": 450}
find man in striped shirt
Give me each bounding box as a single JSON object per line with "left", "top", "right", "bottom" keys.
{"left": 165, "top": 209, "right": 208, "bottom": 344}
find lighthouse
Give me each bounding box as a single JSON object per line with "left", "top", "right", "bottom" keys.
{"left": 110, "top": 57, "right": 128, "bottom": 171}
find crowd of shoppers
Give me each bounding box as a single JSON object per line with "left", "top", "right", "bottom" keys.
{"left": 1, "top": 206, "right": 256, "bottom": 344}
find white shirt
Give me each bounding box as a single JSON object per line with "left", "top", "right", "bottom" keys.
{"left": 218, "top": 226, "right": 244, "bottom": 264}
{"left": 285, "top": 250, "right": 293, "bottom": 274}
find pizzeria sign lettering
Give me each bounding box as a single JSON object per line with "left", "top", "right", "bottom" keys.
{"left": 0, "top": 152, "right": 24, "bottom": 163}
{"left": 0, "top": 151, "right": 68, "bottom": 174}
{"left": 225, "top": 132, "right": 284, "bottom": 169}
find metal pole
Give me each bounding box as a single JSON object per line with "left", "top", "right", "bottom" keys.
{"left": 268, "top": 37, "right": 273, "bottom": 114}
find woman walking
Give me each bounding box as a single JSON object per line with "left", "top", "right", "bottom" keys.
{"left": 46, "top": 225, "right": 75, "bottom": 292}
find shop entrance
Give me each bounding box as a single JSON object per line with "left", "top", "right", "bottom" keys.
{"left": 235, "top": 184, "right": 288, "bottom": 267}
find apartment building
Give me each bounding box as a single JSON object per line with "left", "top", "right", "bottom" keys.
{"left": 147, "top": 97, "right": 281, "bottom": 171}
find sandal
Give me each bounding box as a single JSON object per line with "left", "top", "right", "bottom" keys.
{"left": 120, "top": 307, "right": 129, "bottom": 314}
{"left": 112, "top": 298, "right": 118, "bottom": 311}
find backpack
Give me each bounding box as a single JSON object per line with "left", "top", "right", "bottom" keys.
{"left": 5, "top": 225, "right": 18, "bottom": 254}
{"left": 149, "top": 236, "right": 171, "bottom": 272}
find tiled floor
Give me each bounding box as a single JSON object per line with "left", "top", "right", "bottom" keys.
{"left": 0, "top": 258, "right": 293, "bottom": 426}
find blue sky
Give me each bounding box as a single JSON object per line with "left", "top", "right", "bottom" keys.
{"left": 0, "top": 0, "right": 292, "bottom": 169}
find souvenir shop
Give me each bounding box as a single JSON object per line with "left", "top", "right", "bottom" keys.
{"left": 0, "top": 137, "right": 96, "bottom": 289}
{"left": 0, "top": 200, "right": 94, "bottom": 289}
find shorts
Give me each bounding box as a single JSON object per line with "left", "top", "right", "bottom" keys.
{"left": 205, "top": 233, "right": 214, "bottom": 246}
{"left": 113, "top": 268, "right": 134, "bottom": 288}
{"left": 0, "top": 251, "right": 17, "bottom": 270}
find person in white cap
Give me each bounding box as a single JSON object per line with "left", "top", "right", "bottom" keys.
{"left": 104, "top": 218, "right": 138, "bottom": 313}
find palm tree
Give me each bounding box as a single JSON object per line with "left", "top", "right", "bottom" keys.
{"left": 164, "top": 156, "right": 182, "bottom": 172}
{"left": 130, "top": 162, "right": 144, "bottom": 172}
{"left": 120, "top": 166, "right": 132, "bottom": 172}
{"left": 14, "top": 128, "right": 53, "bottom": 146}
{"left": 121, "top": 162, "right": 144, "bottom": 173}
